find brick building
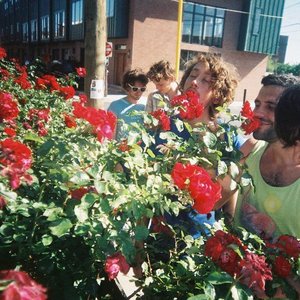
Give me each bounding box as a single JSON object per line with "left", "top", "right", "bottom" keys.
{"left": 0, "top": 0, "right": 285, "bottom": 101}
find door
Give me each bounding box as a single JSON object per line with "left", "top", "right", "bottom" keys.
{"left": 114, "top": 52, "right": 127, "bottom": 85}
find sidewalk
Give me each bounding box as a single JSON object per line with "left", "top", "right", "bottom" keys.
{"left": 104, "top": 84, "right": 244, "bottom": 114}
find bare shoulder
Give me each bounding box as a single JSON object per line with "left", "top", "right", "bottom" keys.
{"left": 240, "top": 137, "right": 258, "bottom": 159}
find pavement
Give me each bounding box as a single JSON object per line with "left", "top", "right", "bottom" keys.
{"left": 103, "top": 84, "right": 244, "bottom": 114}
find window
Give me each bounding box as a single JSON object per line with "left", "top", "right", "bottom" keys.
{"left": 10, "top": 24, "right": 13, "bottom": 35}
{"left": 22, "top": 22, "right": 28, "bottom": 42}
{"left": 107, "top": 0, "right": 115, "bottom": 17}
{"left": 71, "top": 0, "right": 83, "bottom": 25}
{"left": 180, "top": 49, "right": 199, "bottom": 70}
{"left": 16, "top": 22, "right": 20, "bottom": 33}
{"left": 41, "top": 15, "right": 49, "bottom": 40}
{"left": 4, "top": 1, "right": 8, "bottom": 10}
{"left": 182, "top": 2, "right": 225, "bottom": 48}
{"left": 54, "top": 10, "right": 65, "bottom": 38}
{"left": 31, "top": 19, "right": 38, "bottom": 41}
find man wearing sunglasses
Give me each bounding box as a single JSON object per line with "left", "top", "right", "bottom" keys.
{"left": 107, "top": 69, "right": 148, "bottom": 141}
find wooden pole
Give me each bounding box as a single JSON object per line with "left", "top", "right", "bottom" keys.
{"left": 84, "top": 0, "right": 107, "bottom": 108}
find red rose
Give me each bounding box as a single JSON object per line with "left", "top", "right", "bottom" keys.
{"left": 218, "top": 248, "right": 241, "bottom": 276}
{"left": 4, "top": 127, "right": 16, "bottom": 137}
{"left": 273, "top": 255, "right": 292, "bottom": 278}
{"left": 118, "top": 140, "right": 130, "bottom": 152}
{"left": 76, "top": 67, "right": 86, "bottom": 77}
{"left": 0, "top": 138, "right": 32, "bottom": 189}
{"left": 0, "top": 92, "right": 19, "bottom": 122}
{"left": 0, "top": 47, "right": 7, "bottom": 59}
{"left": 0, "top": 195, "right": 7, "bottom": 209}
{"left": 60, "top": 86, "right": 75, "bottom": 100}
{"left": 0, "top": 270, "right": 47, "bottom": 300}
{"left": 151, "top": 215, "right": 173, "bottom": 236}
{"left": 171, "top": 162, "right": 200, "bottom": 190}
{"left": 241, "top": 118, "right": 260, "bottom": 135}
{"left": 151, "top": 109, "right": 171, "bottom": 131}
{"left": 241, "top": 101, "right": 254, "bottom": 119}
{"left": 204, "top": 236, "right": 225, "bottom": 262}
{"left": 70, "top": 187, "right": 90, "bottom": 200}
{"left": 170, "top": 91, "right": 203, "bottom": 120}
{"left": 64, "top": 114, "right": 77, "bottom": 128}
{"left": 79, "top": 94, "right": 87, "bottom": 104}
{"left": 189, "top": 171, "right": 222, "bottom": 214}
{"left": 238, "top": 252, "right": 272, "bottom": 296}
{"left": 105, "top": 252, "right": 130, "bottom": 280}
{"left": 275, "top": 235, "right": 300, "bottom": 259}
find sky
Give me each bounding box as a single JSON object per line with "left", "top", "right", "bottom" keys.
{"left": 280, "top": 0, "right": 300, "bottom": 64}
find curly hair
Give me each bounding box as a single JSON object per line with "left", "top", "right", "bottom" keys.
{"left": 122, "top": 68, "right": 149, "bottom": 91}
{"left": 275, "top": 84, "right": 300, "bottom": 147}
{"left": 147, "top": 60, "right": 175, "bottom": 82}
{"left": 180, "top": 53, "right": 239, "bottom": 118}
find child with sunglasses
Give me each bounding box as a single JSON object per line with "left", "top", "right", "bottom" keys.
{"left": 107, "top": 68, "right": 148, "bottom": 141}
{"left": 146, "top": 60, "right": 180, "bottom": 112}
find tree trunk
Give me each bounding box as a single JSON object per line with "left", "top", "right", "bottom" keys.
{"left": 84, "top": 0, "right": 107, "bottom": 108}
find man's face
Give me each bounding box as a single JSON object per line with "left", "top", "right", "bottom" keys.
{"left": 252, "top": 85, "right": 285, "bottom": 142}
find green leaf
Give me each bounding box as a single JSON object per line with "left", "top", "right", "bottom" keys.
{"left": 206, "top": 271, "right": 233, "bottom": 285}
{"left": 217, "top": 160, "right": 228, "bottom": 176}
{"left": 134, "top": 226, "right": 149, "bottom": 241}
{"left": 37, "top": 139, "right": 55, "bottom": 156}
{"left": 49, "top": 218, "right": 73, "bottom": 237}
{"left": 42, "top": 234, "right": 53, "bottom": 246}
{"left": 69, "top": 171, "right": 90, "bottom": 185}
{"left": 203, "top": 132, "right": 217, "bottom": 148}
{"left": 187, "top": 295, "right": 208, "bottom": 300}
{"left": 174, "top": 118, "right": 184, "bottom": 132}
{"left": 74, "top": 205, "right": 89, "bottom": 222}
{"left": 94, "top": 180, "right": 110, "bottom": 194}
{"left": 24, "top": 132, "right": 44, "bottom": 143}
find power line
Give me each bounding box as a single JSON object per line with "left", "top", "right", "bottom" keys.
{"left": 200, "top": 4, "right": 283, "bottom": 19}
{"left": 282, "top": 22, "right": 300, "bottom": 27}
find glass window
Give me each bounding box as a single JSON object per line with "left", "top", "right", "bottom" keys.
{"left": 71, "top": 0, "right": 83, "bottom": 25}
{"left": 31, "top": 19, "right": 38, "bottom": 41}
{"left": 54, "top": 10, "right": 65, "bottom": 38}
{"left": 182, "top": 11, "right": 193, "bottom": 43}
{"left": 41, "top": 15, "right": 49, "bottom": 40}
{"left": 22, "top": 22, "right": 28, "bottom": 42}
{"left": 182, "top": 2, "right": 225, "bottom": 48}
{"left": 192, "top": 14, "right": 203, "bottom": 44}
{"left": 107, "top": 0, "right": 115, "bottom": 17}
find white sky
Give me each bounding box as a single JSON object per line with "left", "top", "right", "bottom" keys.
{"left": 280, "top": 0, "right": 300, "bottom": 64}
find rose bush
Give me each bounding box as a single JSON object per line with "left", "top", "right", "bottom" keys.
{"left": 0, "top": 48, "right": 299, "bottom": 300}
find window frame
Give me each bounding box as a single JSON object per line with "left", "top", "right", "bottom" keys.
{"left": 31, "top": 19, "right": 38, "bottom": 42}
{"left": 54, "top": 10, "right": 65, "bottom": 39}
{"left": 71, "top": 0, "right": 83, "bottom": 25}
{"left": 41, "top": 15, "right": 50, "bottom": 40}
{"left": 182, "top": 2, "right": 225, "bottom": 48}
{"left": 22, "top": 22, "right": 28, "bottom": 42}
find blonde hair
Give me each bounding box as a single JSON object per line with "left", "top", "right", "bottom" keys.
{"left": 147, "top": 60, "right": 175, "bottom": 82}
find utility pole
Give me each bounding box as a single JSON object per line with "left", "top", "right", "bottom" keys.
{"left": 84, "top": 0, "right": 107, "bottom": 108}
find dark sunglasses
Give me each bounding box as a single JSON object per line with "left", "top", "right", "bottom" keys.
{"left": 128, "top": 83, "right": 146, "bottom": 92}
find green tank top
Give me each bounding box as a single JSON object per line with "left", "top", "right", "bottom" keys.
{"left": 234, "top": 140, "right": 300, "bottom": 239}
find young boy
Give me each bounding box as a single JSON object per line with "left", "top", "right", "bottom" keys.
{"left": 107, "top": 69, "right": 148, "bottom": 141}
{"left": 146, "top": 60, "right": 179, "bottom": 112}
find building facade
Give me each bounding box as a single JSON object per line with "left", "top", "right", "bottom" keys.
{"left": 0, "top": 0, "right": 285, "bottom": 101}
